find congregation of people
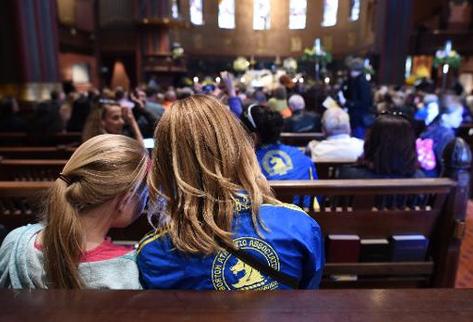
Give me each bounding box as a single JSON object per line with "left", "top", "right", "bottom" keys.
{"left": 0, "top": 57, "right": 472, "bottom": 291}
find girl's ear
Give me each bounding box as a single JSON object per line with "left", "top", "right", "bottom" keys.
{"left": 115, "top": 192, "right": 132, "bottom": 213}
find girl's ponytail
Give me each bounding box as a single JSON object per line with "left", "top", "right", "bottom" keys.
{"left": 43, "top": 178, "right": 84, "bottom": 289}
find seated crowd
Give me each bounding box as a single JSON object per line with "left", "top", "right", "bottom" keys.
{"left": 0, "top": 69, "right": 471, "bottom": 290}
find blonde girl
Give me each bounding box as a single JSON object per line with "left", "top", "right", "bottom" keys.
{"left": 138, "top": 95, "right": 323, "bottom": 290}
{"left": 0, "top": 134, "right": 149, "bottom": 289}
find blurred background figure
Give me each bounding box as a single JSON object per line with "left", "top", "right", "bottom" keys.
{"left": 307, "top": 107, "right": 363, "bottom": 162}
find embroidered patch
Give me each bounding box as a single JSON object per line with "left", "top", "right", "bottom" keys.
{"left": 262, "top": 150, "right": 294, "bottom": 176}
{"left": 211, "top": 237, "right": 280, "bottom": 290}
{"left": 233, "top": 193, "right": 251, "bottom": 212}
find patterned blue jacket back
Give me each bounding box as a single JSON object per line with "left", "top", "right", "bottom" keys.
{"left": 137, "top": 201, "right": 324, "bottom": 290}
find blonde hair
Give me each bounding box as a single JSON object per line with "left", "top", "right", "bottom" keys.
{"left": 43, "top": 134, "right": 149, "bottom": 289}
{"left": 148, "top": 95, "right": 278, "bottom": 255}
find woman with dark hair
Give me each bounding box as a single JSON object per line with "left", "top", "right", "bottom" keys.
{"left": 241, "top": 105, "right": 317, "bottom": 183}
{"left": 241, "top": 105, "right": 318, "bottom": 209}
{"left": 338, "top": 113, "right": 424, "bottom": 179}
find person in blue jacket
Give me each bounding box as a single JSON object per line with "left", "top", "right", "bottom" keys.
{"left": 137, "top": 95, "right": 324, "bottom": 290}
{"left": 240, "top": 104, "right": 318, "bottom": 208}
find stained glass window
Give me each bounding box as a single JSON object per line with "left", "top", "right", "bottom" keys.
{"left": 289, "top": 0, "right": 307, "bottom": 29}
{"left": 350, "top": 0, "right": 360, "bottom": 21}
{"left": 321, "top": 0, "right": 338, "bottom": 27}
{"left": 253, "top": 0, "right": 271, "bottom": 30}
{"left": 190, "top": 0, "right": 203, "bottom": 25}
{"left": 218, "top": 0, "right": 235, "bottom": 29}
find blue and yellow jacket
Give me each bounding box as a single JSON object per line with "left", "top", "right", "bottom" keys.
{"left": 137, "top": 200, "right": 324, "bottom": 290}
{"left": 256, "top": 143, "right": 317, "bottom": 181}
{"left": 256, "top": 143, "right": 318, "bottom": 209}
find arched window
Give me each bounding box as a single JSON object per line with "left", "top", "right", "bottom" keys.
{"left": 190, "top": 0, "right": 204, "bottom": 25}
{"left": 218, "top": 0, "right": 235, "bottom": 29}
{"left": 171, "top": 0, "right": 179, "bottom": 18}
{"left": 253, "top": 0, "right": 271, "bottom": 30}
{"left": 350, "top": 0, "right": 361, "bottom": 21}
{"left": 289, "top": 0, "right": 307, "bottom": 30}
{"left": 321, "top": 0, "right": 338, "bottom": 27}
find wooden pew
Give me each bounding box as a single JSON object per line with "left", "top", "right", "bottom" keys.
{"left": 280, "top": 132, "right": 325, "bottom": 146}
{"left": 271, "top": 178, "right": 460, "bottom": 288}
{"left": 0, "top": 137, "right": 469, "bottom": 289}
{"left": 0, "top": 177, "right": 464, "bottom": 288}
{"left": 315, "top": 160, "right": 355, "bottom": 179}
{"left": 0, "top": 132, "right": 82, "bottom": 147}
{"left": 0, "top": 181, "right": 150, "bottom": 242}
{"left": 0, "top": 158, "right": 353, "bottom": 181}
{"left": 0, "top": 146, "right": 75, "bottom": 159}
{"left": 0, "top": 181, "right": 50, "bottom": 231}
{"left": 2, "top": 288, "right": 473, "bottom": 321}
{"left": 0, "top": 159, "right": 66, "bottom": 181}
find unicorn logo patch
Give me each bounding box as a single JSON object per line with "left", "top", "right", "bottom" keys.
{"left": 212, "top": 237, "right": 280, "bottom": 290}
{"left": 262, "top": 150, "right": 293, "bottom": 176}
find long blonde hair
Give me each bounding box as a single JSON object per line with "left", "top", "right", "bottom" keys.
{"left": 43, "top": 134, "right": 149, "bottom": 289}
{"left": 148, "top": 95, "right": 277, "bottom": 255}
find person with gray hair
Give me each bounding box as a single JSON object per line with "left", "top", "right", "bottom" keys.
{"left": 306, "top": 107, "right": 364, "bottom": 162}
{"left": 284, "top": 94, "right": 321, "bottom": 132}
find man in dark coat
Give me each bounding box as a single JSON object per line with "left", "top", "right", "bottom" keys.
{"left": 342, "top": 58, "right": 373, "bottom": 139}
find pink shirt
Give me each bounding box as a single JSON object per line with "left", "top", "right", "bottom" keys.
{"left": 35, "top": 237, "right": 133, "bottom": 263}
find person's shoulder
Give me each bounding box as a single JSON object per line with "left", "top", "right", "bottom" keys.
{"left": 349, "top": 136, "right": 364, "bottom": 144}
{"left": 260, "top": 203, "right": 321, "bottom": 236}
{"left": 307, "top": 139, "right": 321, "bottom": 150}
{"left": 1, "top": 224, "right": 42, "bottom": 249}
{"left": 285, "top": 145, "right": 313, "bottom": 161}
{"left": 260, "top": 203, "right": 315, "bottom": 223}
{"left": 137, "top": 226, "right": 171, "bottom": 255}
{"left": 283, "top": 144, "right": 309, "bottom": 155}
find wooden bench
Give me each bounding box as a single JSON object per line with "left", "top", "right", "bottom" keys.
{"left": 0, "top": 177, "right": 465, "bottom": 288}
{"left": 271, "top": 178, "right": 462, "bottom": 288}
{"left": 280, "top": 132, "right": 325, "bottom": 146}
{"left": 0, "top": 139, "right": 469, "bottom": 288}
{"left": 0, "top": 158, "right": 352, "bottom": 181}
{"left": 0, "top": 159, "right": 66, "bottom": 181}
{"left": 0, "top": 132, "right": 82, "bottom": 147}
{"left": 2, "top": 288, "right": 473, "bottom": 321}
{"left": 0, "top": 181, "right": 150, "bottom": 242}
{"left": 315, "top": 160, "right": 355, "bottom": 179}
{"left": 0, "top": 147, "right": 75, "bottom": 159}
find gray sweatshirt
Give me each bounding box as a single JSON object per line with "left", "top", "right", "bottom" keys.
{"left": 0, "top": 223, "right": 142, "bottom": 289}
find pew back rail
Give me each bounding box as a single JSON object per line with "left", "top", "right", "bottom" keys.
{"left": 271, "top": 178, "right": 460, "bottom": 288}
{"left": 0, "top": 159, "right": 67, "bottom": 181}
{"left": 0, "top": 178, "right": 463, "bottom": 288}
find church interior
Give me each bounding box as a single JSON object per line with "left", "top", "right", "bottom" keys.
{"left": 1, "top": 0, "right": 473, "bottom": 321}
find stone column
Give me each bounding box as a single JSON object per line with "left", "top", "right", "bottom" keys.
{"left": 374, "top": 0, "right": 413, "bottom": 85}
